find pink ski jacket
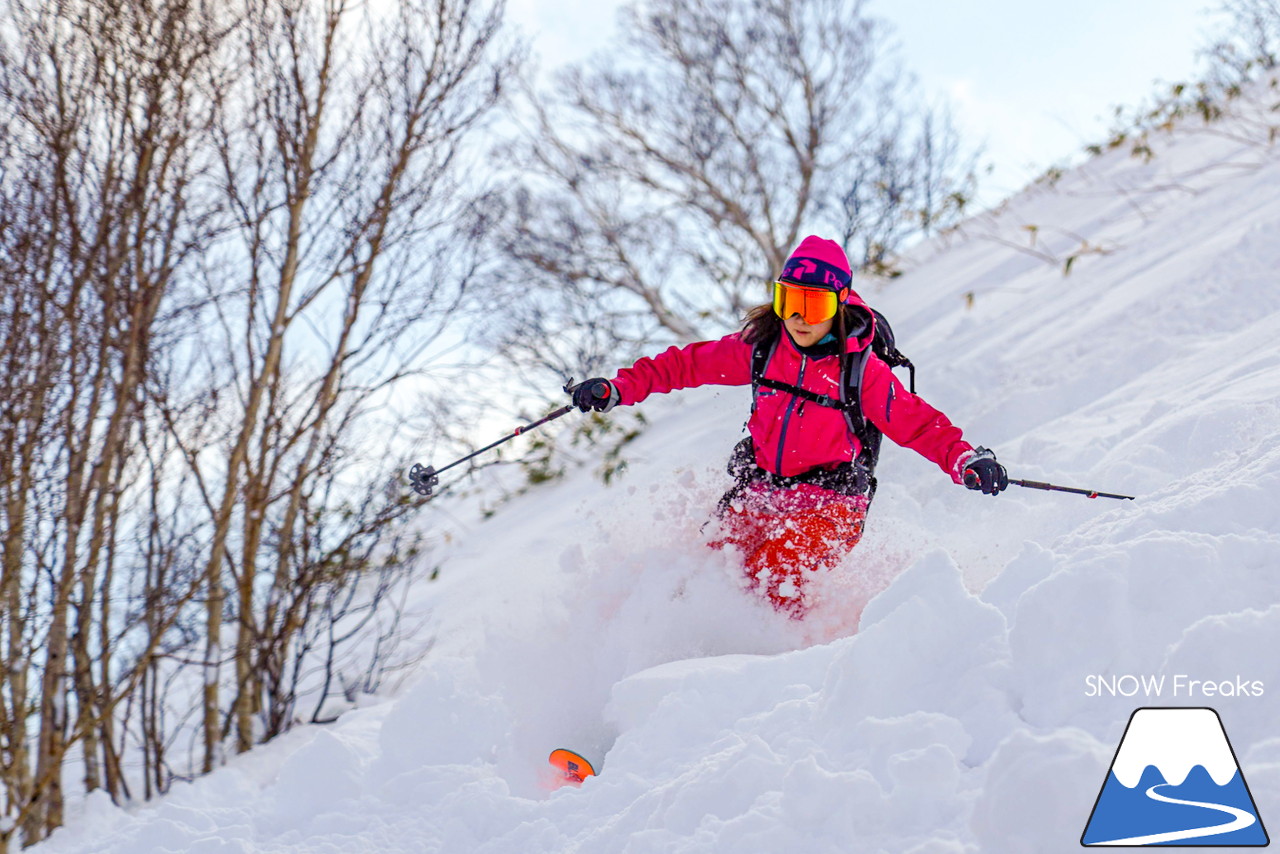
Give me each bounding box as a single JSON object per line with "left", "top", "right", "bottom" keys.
{"left": 610, "top": 311, "right": 974, "bottom": 483}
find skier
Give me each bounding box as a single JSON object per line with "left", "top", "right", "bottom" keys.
{"left": 570, "top": 235, "right": 1007, "bottom": 617}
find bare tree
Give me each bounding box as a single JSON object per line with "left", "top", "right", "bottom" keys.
{"left": 1207, "top": 0, "right": 1280, "bottom": 81}
{"left": 0, "top": 0, "right": 517, "bottom": 846}
{"left": 493, "top": 0, "right": 978, "bottom": 386}
{"left": 0, "top": 0, "right": 231, "bottom": 841}
{"left": 175, "top": 0, "right": 516, "bottom": 770}
{"left": 839, "top": 101, "right": 977, "bottom": 274}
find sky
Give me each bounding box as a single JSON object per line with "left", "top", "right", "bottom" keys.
{"left": 506, "top": 0, "right": 1228, "bottom": 208}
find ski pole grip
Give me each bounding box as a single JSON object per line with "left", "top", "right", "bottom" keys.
{"left": 963, "top": 468, "right": 979, "bottom": 489}
{"left": 591, "top": 381, "right": 611, "bottom": 399}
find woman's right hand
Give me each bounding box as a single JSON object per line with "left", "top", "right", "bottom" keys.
{"left": 569, "top": 378, "right": 619, "bottom": 413}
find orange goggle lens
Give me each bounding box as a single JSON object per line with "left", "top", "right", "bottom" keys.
{"left": 772, "top": 280, "right": 842, "bottom": 324}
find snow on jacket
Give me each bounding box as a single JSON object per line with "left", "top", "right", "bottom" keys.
{"left": 610, "top": 312, "right": 975, "bottom": 483}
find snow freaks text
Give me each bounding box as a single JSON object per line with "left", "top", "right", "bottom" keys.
{"left": 1085, "top": 675, "right": 1265, "bottom": 699}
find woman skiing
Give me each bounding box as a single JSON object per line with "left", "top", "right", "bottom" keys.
{"left": 570, "top": 235, "right": 1007, "bottom": 617}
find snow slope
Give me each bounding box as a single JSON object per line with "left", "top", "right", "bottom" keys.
{"left": 32, "top": 93, "right": 1280, "bottom": 853}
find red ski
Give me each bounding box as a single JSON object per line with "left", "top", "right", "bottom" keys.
{"left": 548, "top": 748, "right": 596, "bottom": 786}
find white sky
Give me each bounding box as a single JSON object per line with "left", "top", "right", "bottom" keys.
{"left": 506, "top": 0, "right": 1228, "bottom": 208}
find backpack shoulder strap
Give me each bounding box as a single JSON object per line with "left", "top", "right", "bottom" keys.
{"left": 749, "top": 335, "right": 780, "bottom": 411}
{"left": 841, "top": 345, "right": 887, "bottom": 475}
{"left": 840, "top": 347, "right": 874, "bottom": 429}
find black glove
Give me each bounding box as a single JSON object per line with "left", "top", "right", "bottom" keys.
{"left": 570, "top": 377, "right": 619, "bottom": 413}
{"left": 962, "top": 447, "right": 1008, "bottom": 496}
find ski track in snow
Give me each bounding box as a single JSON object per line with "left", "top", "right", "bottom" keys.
{"left": 28, "top": 82, "right": 1280, "bottom": 854}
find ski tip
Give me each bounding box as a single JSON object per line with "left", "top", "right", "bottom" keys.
{"left": 548, "top": 748, "right": 597, "bottom": 785}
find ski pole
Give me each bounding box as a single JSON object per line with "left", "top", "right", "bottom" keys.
{"left": 1008, "top": 478, "right": 1135, "bottom": 501}
{"left": 407, "top": 379, "right": 607, "bottom": 498}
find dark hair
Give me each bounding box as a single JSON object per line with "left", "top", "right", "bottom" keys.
{"left": 742, "top": 302, "right": 858, "bottom": 346}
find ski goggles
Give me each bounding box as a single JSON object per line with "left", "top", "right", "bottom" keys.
{"left": 772, "top": 280, "right": 847, "bottom": 324}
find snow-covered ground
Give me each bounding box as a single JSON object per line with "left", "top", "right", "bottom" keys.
{"left": 32, "top": 92, "right": 1280, "bottom": 853}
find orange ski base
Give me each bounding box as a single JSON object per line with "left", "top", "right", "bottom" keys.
{"left": 549, "top": 748, "right": 596, "bottom": 785}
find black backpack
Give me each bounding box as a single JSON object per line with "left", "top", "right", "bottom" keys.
{"left": 749, "top": 307, "right": 915, "bottom": 493}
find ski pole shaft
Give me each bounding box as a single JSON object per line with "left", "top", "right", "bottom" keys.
{"left": 1010, "top": 478, "right": 1135, "bottom": 501}
{"left": 438, "top": 405, "right": 574, "bottom": 477}
{"left": 408, "top": 405, "right": 575, "bottom": 497}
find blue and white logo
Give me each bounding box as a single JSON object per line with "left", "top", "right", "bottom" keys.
{"left": 1082, "top": 707, "right": 1269, "bottom": 846}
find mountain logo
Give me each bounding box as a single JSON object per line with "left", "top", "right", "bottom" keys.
{"left": 1081, "top": 707, "right": 1269, "bottom": 847}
